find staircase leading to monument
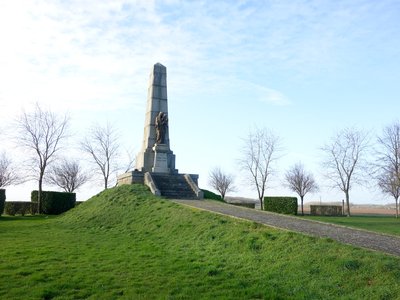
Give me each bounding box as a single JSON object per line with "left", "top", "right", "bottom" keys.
{"left": 151, "top": 174, "right": 198, "bottom": 199}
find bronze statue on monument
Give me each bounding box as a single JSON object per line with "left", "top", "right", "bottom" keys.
{"left": 155, "top": 112, "right": 168, "bottom": 145}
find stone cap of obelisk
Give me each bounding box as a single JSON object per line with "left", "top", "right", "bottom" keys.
{"left": 135, "top": 63, "right": 176, "bottom": 173}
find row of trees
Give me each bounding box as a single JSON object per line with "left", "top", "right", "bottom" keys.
{"left": 209, "top": 123, "right": 400, "bottom": 217}
{"left": 0, "top": 104, "right": 127, "bottom": 213}
{"left": 2, "top": 104, "right": 399, "bottom": 217}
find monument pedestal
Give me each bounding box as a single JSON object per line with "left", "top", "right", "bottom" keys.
{"left": 152, "top": 144, "right": 170, "bottom": 173}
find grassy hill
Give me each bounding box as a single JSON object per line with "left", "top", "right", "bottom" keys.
{"left": 1, "top": 184, "right": 400, "bottom": 299}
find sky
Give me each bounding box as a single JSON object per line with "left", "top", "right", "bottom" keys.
{"left": 1, "top": 0, "right": 400, "bottom": 204}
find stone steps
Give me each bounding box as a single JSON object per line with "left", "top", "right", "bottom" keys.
{"left": 151, "top": 174, "right": 197, "bottom": 199}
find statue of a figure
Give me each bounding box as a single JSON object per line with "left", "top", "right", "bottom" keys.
{"left": 155, "top": 112, "right": 168, "bottom": 144}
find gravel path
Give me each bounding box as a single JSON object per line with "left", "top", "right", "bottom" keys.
{"left": 174, "top": 200, "right": 400, "bottom": 257}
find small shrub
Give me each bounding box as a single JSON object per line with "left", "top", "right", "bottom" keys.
{"left": 0, "top": 189, "right": 5, "bottom": 215}
{"left": 4, "top": 202, "right": 35, "bottom": 216}
{"left": 31, "top": 190, "right": 76, "bottom": 215}
{"left": 202, "top": 189, "right": 223, "bottom": 202}
{"left": 264, "top": 197, "right": 298, "bottom": 215}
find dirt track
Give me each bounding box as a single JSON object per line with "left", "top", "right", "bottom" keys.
{"left": 174, "top": 200, "right": 400, "bottom": 257}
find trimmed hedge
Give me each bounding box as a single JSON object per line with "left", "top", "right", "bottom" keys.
{"left": 4, "top": 202, "right": 36, "bottom": 216}
{"left": 31, "top": 190, "right": 76, "bottom": 215}
{"left": 202, "top": 189, "right": 224, "bottom": 202}
{"left": 230, "top": 202, "right": 255, "bottom": 209}
{"left": 310, "top": 205, "right": 343, "bottom": 216}
{"left": 264, "top": 196, "right": 298, "bottom": 215}
{"left": 0, "top": 189, "right": 5, "bottom": 215}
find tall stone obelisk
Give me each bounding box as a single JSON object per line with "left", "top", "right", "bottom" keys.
{"left": 135, "top": 63, "right": 176, "bottom": 173}
{"left": 117, "top": 63, "right": 202, "bottom": 199}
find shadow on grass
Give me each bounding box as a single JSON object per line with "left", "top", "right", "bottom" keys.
{"left": 0, "top": 215, "right": 55, "bottom": 222}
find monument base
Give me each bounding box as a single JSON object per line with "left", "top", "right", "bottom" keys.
{"left": 152, "top": 144, "right": 171, "bottom": 173}
{"left": 136, "top": 146, "right": 177, "bottom": 174}
{"left": 116, "top": 171, "right": 203, "bottom": 199}
{"left": 117, "top": 170, "right": 145, "bottom": 185}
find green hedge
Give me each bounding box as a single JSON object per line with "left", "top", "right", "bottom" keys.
{"left": 31, "top": 190, "right": 76, "bottom": 215}
{"left": 230, "top": 203, "right": 255, "bottom": 209}
{"left": 4, "top": 202, "right": 36, "bottom": 216}
{"left": 264, "top": 197, "right": 298, "bottom": 215}
{"left": 202, "top": 189, "right": 223, "bottom": 202}
{"left": 0, "top": 189, "right": 5, "bottom": 215}
{"left": 310, "top": 205, "right": 343, "bottom": 216}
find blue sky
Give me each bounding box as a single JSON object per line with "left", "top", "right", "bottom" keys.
{"left": 0, "top": 0, "right": 399, "bottom": 204}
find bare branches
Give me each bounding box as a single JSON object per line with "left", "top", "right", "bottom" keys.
{"left": 285, "top": 162, "right": 318, "bottom": 215}
{"left": 81, "top": 123, "right": 120, "bottom": 189}
{"left": 208, "top": 167, "right": 235, "bottom": 200}
{"left": 0, "top": 152, "right": 21, "bottom": 188}
{"left": 321, "top": 128, "right": 369, "bottom": 216}
{"left": 16, "top": 104, "right": 69, "bottom": 168}
{"left": 121, "top": 147, "right": 136, "bottom": 174}
{"left": 375, "top": 121, "right": 400, "bottom": 217}
{"left": 47, "top": 159, "right": 89, "bottom": 193}
{"left": 15, "top": 104, "right": 69, "bottom": 213}
{"left": 239, "top": 128, "right": 282, "bottom": 210}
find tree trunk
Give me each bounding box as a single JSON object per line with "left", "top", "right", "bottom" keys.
{"left": 396, "top": 197, "right": 399, "bottom": 219}
{"left": 301, "top": 196, "right": 304, "bottom": 216}
{"left": 38, "top": 177, "right": 43, "bottom": 214}
{"left": 345, "top": 191, "right": 351, "bottom": 217}
{"left": 258, "top": 187, "right": 264, "bottom": 210}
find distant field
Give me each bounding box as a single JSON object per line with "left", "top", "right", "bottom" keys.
{"left": 304, "top": 215, "right": 400, "bottom": 236}
{"left": 1, "top": 185, "right": 400, "bottom": 299}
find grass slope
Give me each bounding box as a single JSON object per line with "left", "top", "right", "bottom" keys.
{"left": 1, "top": 184, "right": 400, "bottom": 299}
{"left": 304, "top": 215, "right": 400, "bottom": 236}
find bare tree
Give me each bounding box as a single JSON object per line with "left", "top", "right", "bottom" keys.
{"left": 375, "top": 121, "right": 400, "bottom": 218}
{"left": 47, "top": 159, "right": 89, "bottom": 193}
{"left": 121, "top": 147, "right": 136, "bottom": 174}
{"left": 321, "top": 128, "right": 369, "bottom": 217}
{"left": 81, "top": 123, "right": 119, "bottom": 189}
{"left": 208, "top": 167, "right": 235, "bottom": 200}
{"left": 377, "top": 169, "right": 400, "bottom": 218}
{"left": 284, "top": 162, "right": 319, "bottom": 215}
{"left": 239, "top": 128, "right": 282, "bottom": 210}
{"left": 15, "top": 104, "right": 69, "bottom": 213}
{"left": 0, "top": 151, "right": 21, "bottom": 188}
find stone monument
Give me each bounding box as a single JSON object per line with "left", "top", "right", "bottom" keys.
{"left": 135, "top": 63, "right": 177, "bottom": 174}
{"left": 117, "top": 63, "right": 203, "bottom": 199}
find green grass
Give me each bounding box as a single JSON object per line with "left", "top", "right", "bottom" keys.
{"left": 304, "top": 215, "right": 400, "bottom": 236}
{"left": 1, "top": 184, "right": 400, "bottom": 299}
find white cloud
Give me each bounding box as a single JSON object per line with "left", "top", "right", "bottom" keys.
{"left": 257, "top": 87, "right": 290, "bottom": 106}
{"left": 2, "top": 0, "right": 394, "bottom": 121}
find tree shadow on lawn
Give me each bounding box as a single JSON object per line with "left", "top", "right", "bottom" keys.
{"left": 0, "top": 215, "right": 56, "bottom": 222}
